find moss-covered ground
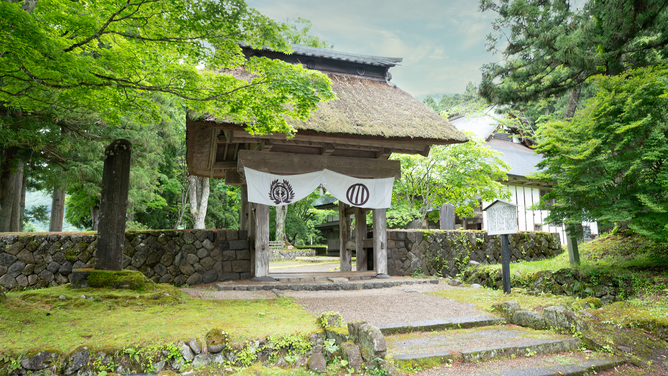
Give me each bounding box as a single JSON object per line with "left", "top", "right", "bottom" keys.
{"left": 431, "top": 233, "right": 668, "bottom": 374}
{"left": 0, "top": 283, "right": 318, "bottom": 354}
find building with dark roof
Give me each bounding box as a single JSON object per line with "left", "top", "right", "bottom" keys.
{"left": 450, "top": 112, "right": 598, "bottom": 244}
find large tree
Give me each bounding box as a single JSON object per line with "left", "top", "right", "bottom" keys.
{"left": 479, "top": 0, "right": 668, "bottom": 107}
{"left": 0, "top": 0, "right": 335, "bottom": 230}
{"left": 535, "top": 65, "right": 668, "bottom": 244}
{"left": 391, "top": 132, "right": 510, "bottom": 228}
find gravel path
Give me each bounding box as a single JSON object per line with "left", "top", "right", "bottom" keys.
{"left": 282, "top": 283, "right": 484, "bottom": 325}
{"left": 182, "top": 280, "right": 485, "bottom": 325}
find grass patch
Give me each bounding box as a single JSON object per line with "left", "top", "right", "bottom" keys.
{"left": 431, "top": 287, "right": 577, "bottom": 313}
{"left": 0, "top": 283, "right": 318, "bottom": 354}
{"left": 467, "top": 233, "right": 668, "bottom": 300}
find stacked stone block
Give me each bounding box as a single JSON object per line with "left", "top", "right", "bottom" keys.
{"left": 0, "top": 230, "right": 250, "bottom": 291}
{"left": 386, "top": 230, "right": 561, "bottom": 277}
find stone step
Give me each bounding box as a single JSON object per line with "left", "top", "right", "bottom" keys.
{"left": 473, "top": 358, "right": 627, "bottom": 376}
{"left": 387, "top": 325, "right": 581, "bottom": 369}
{"left": 214, "top": 277, "right": 439, "bottom": 291}
{"left": 377, "top": 315, "right": 505, "bottom": 335}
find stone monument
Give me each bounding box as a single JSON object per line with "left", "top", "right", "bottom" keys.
{"left": 95, "top": 139, "right": 132, "bottom": 270}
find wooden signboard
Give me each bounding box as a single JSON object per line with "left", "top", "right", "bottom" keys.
{"left": 483, "top": 200, "right": 518, "bottom": 236}
{"left": 483, "top": 199, "right": 518, "bottom": 294}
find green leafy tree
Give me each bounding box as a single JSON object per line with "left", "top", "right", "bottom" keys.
{"left": 478, "top": 0, "right": 668, "bottom": 112}
{"left": 439, "top": 93, "right": 463, "bottom": 111}
{"left": 0, "top": 0, "right": 336, "bottom": 230}
{"left": 422, "top": 95, "right": 440, "bottom": 112}
{"left": 281, "top": 18, "right": 333, "bottom": 49}
{"left": 391, "top": 132, "right": 510, "bottom": 227}
{"left": 535, "top": 65, "right": 668, "bottom": 244}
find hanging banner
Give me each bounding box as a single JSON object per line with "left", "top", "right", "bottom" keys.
{"left": 245, "top": 168, "right": 322, "bottom": 207}
{"left": 323, "top": 170, "right": 394, "bottom": 209}
{"left": 244, "top": 168, "right": 394, "bottom": 209}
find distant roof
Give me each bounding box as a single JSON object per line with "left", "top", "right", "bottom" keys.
{"left": 311, "top": 194, "right": 337, "bottom": 208}
{"left": 290, "top": 45, "right": 403, "bottom": 67}
{"left": 449, "top": 107, "right": 501, "bottom": 140}
{"left": 486, "top": 139, "right": 544, "bottom": 178}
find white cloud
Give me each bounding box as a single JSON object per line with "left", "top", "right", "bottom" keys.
{"left": 246, "top": 0, "right": 502, "bottom": 95}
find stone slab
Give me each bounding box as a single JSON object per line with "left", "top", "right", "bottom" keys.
{"left": 387, "top": 325, "right": 580, "bottom": 363}
{"left": 473, "top": 358, "right": 626, "bottom": 376}
{"left": 378, "top": 315, "right": 505, "bottom": 335}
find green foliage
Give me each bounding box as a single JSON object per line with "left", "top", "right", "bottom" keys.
{"left": 280, "top": 18, "right": 333, "bottom": 49}
{"left": 535, "top": 65, "right": 668, "bottom": 244}
{"left": 270, "top": 191, "right": 330, "bottom": 246}
{"left": 479, "top": 0, "right": 668, "bottom": 104}
{"left": 422, "top": 95, "right": 439, "bottom": 112}
{"left": 391, "top": 132, "right": 510, "bottom": 227}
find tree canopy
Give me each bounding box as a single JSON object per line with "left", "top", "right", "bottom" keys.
{"left": 479, "top": 0, "right": 668, "bottom": 106}
{"left": 391, "top": 132, "right": 510, "bottom": 227}
{"left": 535, "top": 64, "right": 668, "bottom": 244}
{"left": 0, "top": 0, "right": 337, "bottom": 231}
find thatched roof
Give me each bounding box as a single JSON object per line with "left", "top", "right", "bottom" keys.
{"left": 195, "top": 72, "right": 467, "bottom": 144}
{"left": 290, "top": 74, "right": 466, "bottom": 143}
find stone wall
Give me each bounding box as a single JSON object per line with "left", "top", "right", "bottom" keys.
{"left": 387, "top": 230, "right": 561, "bottom": 278}
{"left": 0, "top": 229, "right": 250, "bottom": 291}
{"left": 463, "top": 267, "right": 634, "bottom": 304}
{"left": 270, "top": 249, "right": 315, "bottom": 261}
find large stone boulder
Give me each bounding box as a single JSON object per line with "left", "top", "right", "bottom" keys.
{"left": 511, "top": 310, "right": 547, "bottom": 330}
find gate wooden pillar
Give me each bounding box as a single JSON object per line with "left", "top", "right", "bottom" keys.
{"left": 240, "top": 185, "right": 249, "bottom": 232}
{"left": 251, "top": 203, "right": 274, "bottom": 281}
{"left": 355, "top": 208, "right": 367, "bottom": 271}
{"left": 339, "top": 202, "right": 352, "bottom": 272}
{"left": 373, "top": 208, "right": 389, "bottom": 278}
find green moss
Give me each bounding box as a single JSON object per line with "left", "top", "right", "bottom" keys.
{"left": 82, "top": 269, "right": 147, "bottom": 290}
{"left": 2, "top": 287, "right": 317, "bottom": 355}
{"left": 572, "top": 297, "right": 603, "bottom": 310}
{"left": 206, "top": 329, "right": 230, "bottom": 348}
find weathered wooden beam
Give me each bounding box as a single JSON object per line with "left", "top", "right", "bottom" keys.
{"left": 240, "top": 185, "right": 248, "bottom": 232}
{"left": 237, "top": 150, "right": 401, "bottom": 179}
{"left": 373, "top": 208, "right": 389, "bottom": 277}
{"left": 356, "top": 207, "right": 368, "bottom": 271}
{"left": 212, "top": 161, "right": 237, "bottom": 170}
{"left": 213, "top": 127, "right": 433, "bottom": 152}
{"left": 260, "top": 140, "right": 273, "bottom": 152}
{"left": 346, "top": 239, "right": 373, "bottom": 250}
{"left": 224, "top": 169, "right": 245, "bottom": 185}
{"left": 339, "top": 203, "right": 352, "bottom": 272}
{"left": 321, "top": 143, "right": 335, "bottom": 156}
{"left": 207, "top": 129, "right": 218, "bottom": 172}
{"left": 375, "top": 148, "right": 392, "bottom": 159}
{"left": 253, "top": 204, "right": 270, "bottom": 278}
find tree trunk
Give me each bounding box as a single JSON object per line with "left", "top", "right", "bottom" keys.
{"left": 188, "top": 175, "right": 210, "bottom": 229}
{"left": 0, "top": 149, "right": 20, "bottom": 232}
{"left": 275, "top": 205, "right": 287, "bottom": 243}
{"left": 565, "top": 85, "right": 582, "bottom": 119}
{"left": 9, "top": 162, "right": 24, "bottom": 232}
{"left": 49, "top": 186, "right": 66, "bottom": 232}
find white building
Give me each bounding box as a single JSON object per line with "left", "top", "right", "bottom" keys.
{"left": 450, "top": 110, "right": 597, "bottom": 244}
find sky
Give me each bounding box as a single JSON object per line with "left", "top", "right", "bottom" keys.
{"left": 246, "top": 0, "right": 503, "bottom": 97}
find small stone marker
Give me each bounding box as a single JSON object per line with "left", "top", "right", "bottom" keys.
{"left": 95, "top": 139, "right": 132, "bottom": 270}
{"left": 439, "top": 203, "right": 455, "bottom": 230}
{"left": 483, "top": 200, "right": 518, "bottom": 294}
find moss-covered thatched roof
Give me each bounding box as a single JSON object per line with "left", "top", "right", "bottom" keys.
{"left": 194, "top": 72, "right": 468, "bottom": 145}
{"left": 288, "top": 74, "right": 467, "bottom": 143}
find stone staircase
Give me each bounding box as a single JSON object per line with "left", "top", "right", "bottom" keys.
{"left": 382, "top": 315, "right": 629, "bottom": 376}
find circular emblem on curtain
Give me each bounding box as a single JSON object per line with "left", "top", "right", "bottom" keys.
{"left": 346, "top": 183, "right": 370, "bottom": 206}
{"left": 269, "top": 179, "right": 295, "bottom": 204}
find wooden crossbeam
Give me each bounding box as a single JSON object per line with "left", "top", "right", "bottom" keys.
{"left": 237, "top": 150, "right": 401, "bottom": 179}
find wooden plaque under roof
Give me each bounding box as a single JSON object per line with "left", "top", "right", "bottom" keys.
{"left": 186, "top": 44, "right": 469, "bottom": 181}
